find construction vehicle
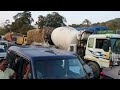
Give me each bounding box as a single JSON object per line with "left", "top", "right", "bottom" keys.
{"left": 4, "top": 32, "right": 23, "bottom": 44}
{"left": 16, "top": 35, "right": 27, "bottom": 45}
{"left": 43, "top": 26, "right": 120, "bottom": 79}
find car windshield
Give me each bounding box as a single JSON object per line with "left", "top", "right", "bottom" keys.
{"left": 111, "top": 38, "right": 120, "bottom": 52}
{"left": 34, "top": 58, "right": 86, "bottom": 79}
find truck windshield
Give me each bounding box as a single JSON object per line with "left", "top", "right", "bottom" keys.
{"left": 111, "top": 38, "right": 120, "bottom": 52}
{"left": 34, "top": 58, "right": 86, "bottom": 79}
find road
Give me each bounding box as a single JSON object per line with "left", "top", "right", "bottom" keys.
{"left": 101, "top": 66, "right": 120, "bottom": 79}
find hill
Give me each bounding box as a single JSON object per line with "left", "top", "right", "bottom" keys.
{"left": 69, "top": 18, "right": 120, "bottom": 30}
{"left": 106, "top": 18, "right": 120, "bottom": 24}
{"left": 96, "top": 18, "right": 120, "bottom": 30}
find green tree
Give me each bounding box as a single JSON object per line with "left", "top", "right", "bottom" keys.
{"left": 13, "top": 11, "right": 34, "bottom": 25}
{"left": 68, "top": 24, "right": 81, "bottom": 28}
{"left": 36, "top": 15, "right": 46, "bottom": 28}
{"left": 3, "top": 19, "right": 11, "bottom": 33}
{"left": 36, "top": 12, "right": 67, "bottom": 28}
{"left": 10, "top": 11, "right": 34, "bottom": 35}
{"left": 82, "top": 19, "right": 91, "bottom": 27}
{"left": 0, "top": 27, "right": 6, "bottom": 35}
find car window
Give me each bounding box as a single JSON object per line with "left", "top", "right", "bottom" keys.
{"left": 34, "top": 58, "right": 86, "bottom": 79}
{"left": 6, "top": 50, "right": 16, "bottom": 68}
{"left": 69, "top": 59, "right": 81, "bottom": 73}
{"left": 0, "top": 48, "right": 5, "bottom": 52}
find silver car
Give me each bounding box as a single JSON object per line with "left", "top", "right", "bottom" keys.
{"left": 0, "top": 45, "right": 7, "bottom": 59}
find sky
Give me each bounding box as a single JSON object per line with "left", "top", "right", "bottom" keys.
{"left": 0, "top": 11, "right": 120, "bottom": 26}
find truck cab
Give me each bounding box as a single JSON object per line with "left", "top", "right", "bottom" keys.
{"left": 84, "top": 34, "right": 120, "bottom": 78}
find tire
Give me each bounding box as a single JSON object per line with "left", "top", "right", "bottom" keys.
{"left": 87, "top": 62, "right": 100, "bottom": 79}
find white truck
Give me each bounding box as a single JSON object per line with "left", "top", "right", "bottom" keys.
{"left": 44, "top": 26, "right": 120, "bottom": 79}
{"left": 84, "top": 34, "right": 120, "bottom": 78}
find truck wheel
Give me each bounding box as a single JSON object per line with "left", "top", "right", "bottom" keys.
{"left": 87, "top": 62, "right": 100, "bottom": 79}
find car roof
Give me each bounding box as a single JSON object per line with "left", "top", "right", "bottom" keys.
{"left": 0, "top": 40, "right": 8, "bottom": 43}
{"left": 8, "top": 46, "right": 77, "bottom": 61}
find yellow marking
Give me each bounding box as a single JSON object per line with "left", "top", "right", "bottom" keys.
{"left": 99, "top": 60, "right": 109, "bottom": 63}
{"left": 85, "top": 57, "right": 109, "bottom": 63}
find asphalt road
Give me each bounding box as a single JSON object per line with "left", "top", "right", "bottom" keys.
{"left": 101, "top": 66, "right": 120, "bottom": 79}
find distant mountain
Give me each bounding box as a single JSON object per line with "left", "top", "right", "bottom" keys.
{"left": 105, "top": 18, "right": 120, "bottom": 29}
{"left": 92, "top": 18, "right": 120, "bottom": 30}
{"left": 69, "top": 18, "right": 120, "bottom": 30}
{"left": 106, "top": 18, "right": 120, "bottom": 24}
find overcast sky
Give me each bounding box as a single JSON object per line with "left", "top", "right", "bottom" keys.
{"left": 0, "top": 11, "right": 120, "bottom": 26}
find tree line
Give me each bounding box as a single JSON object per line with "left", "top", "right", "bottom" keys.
{"left": 69, "top": 18, "right": 120, "bottom": 30}
{"left": 0, "top": 11, "right": 120, "bottom": 35}
{"left": 0, "top": 11, "right": 67, "bottom": 35}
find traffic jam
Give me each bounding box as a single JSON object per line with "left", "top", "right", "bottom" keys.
{"left": 0, "top": 26, "right": 120, "bottom": 79}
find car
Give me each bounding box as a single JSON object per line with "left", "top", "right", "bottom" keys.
{"left": 0, "top": 40, "right": 17, "bottom": 50}
{"left": 0, "top": 40, "right": 8, "bottom": 45}
{"left": 0, "top": 45, "right": 7, "bottom": 59}
{"left": 0, "top": 35, "right": 5, "bottom": 40}
{"left": 0, "top": 40, "right": 9, "bottom": 50}
{"left": 6, "top": 45, "right": 94, "bottom": 79}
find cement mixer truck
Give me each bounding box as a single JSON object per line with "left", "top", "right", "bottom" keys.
{"left": 44, "top": 26, "right": 120, "bottom": 79}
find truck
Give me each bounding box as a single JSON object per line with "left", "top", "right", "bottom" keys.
{"left": 43, "top": 26, "right": 120, "bottom": 79}
{"left": 4, "top": 32, "right": 24, "bottom": 44}
{"left": 16, "top": 35, "right": 27, "bottom": 45}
